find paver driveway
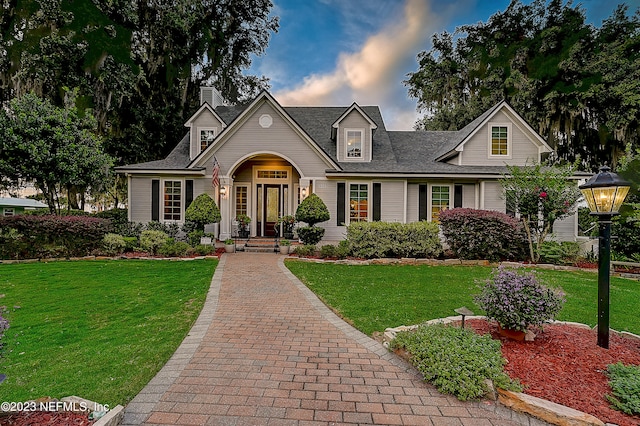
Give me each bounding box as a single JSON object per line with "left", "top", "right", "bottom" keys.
{"left": 122, "top": 253, "right": 530, "bottom": 426}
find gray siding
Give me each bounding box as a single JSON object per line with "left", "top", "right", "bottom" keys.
{"left": 200, "top": 102, "right": 332, "bottom": 177}
{"left": 460, "top": 110, "right": 540, "bottom": 166}
{"left": 552, "top": 214, "right": 578, "bottom": 242}
{"left": 462, "top": 184, "right": 476, "bottom": 208}
{"left": 483, "top": 181, "right": 505, "bottom": 212}
{"left": 336, "top": 110, "right": 372, "bottom": 162}
{"left": 312, "top": 179, "right": 342, "bottom": 241}
{"left": 406, "top": 184, "right": 419, "bottom": 223}
{"left": 129, "top": 177, "right": 153, "bottom": 223}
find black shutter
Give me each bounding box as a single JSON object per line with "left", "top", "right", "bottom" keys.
{"left": 418, "top": 184, "right": 427, "bottom": 221}
{"left": 454, "top": 184, "right": 463, "bottom": 208}
{"left": 373, "top": 183, "right": 381, "bottom": 221}
{"left": 336, "top": 183, "right": 345, "bottom": 226}
{"left": 151, "top": 179, "right": 160, "bottom": 221}
{"left": 185, "top": 180, "right": 194, "bottom": 209}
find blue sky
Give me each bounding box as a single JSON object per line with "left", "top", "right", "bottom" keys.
{"left": 248, "top": 0, "right": 639, "bottom": 130}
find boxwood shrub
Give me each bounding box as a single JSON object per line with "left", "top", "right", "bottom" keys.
{"left": 346, "top": 221, "right": 442, "bottom": 259}
{"left": 439, "top": 208, "right": 527, "bottom": 261}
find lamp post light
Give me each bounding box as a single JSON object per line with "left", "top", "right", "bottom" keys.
{"left": 579, "top": 166, "right": 630, "bottom": 349}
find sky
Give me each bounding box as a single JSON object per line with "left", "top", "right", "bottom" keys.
{"left": 248, "top": 0, "right": 640, "bottom": 131}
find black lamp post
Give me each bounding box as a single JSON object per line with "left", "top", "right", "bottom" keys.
{"left": 579, "top": 166, "right": 630, "bottom": 349}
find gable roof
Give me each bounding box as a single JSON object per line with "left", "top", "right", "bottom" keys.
{"left": 116, "top": 93, "right": 551, "bottom": 178}
{"left": 183, "top": 102, "right": 227, "bottom": 129}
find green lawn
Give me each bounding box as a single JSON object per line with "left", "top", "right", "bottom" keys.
{"left": 285, "top": 260, "right": 640, "bottom": 336}
{"left": 0, "top": 259, "right": 216, "bottom": 407}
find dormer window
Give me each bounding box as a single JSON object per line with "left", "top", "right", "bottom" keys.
{"left": 489, "top": 124, "right": 511, "bottom": 157}
{"left": 200, "top": 128, "right": 216, "bottom": 151}
{"left": 346, "top": 129, "right": 363, "bottom": 158}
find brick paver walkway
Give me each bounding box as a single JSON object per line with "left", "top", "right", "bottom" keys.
{"left": 122, "top": 253, "right": 533, "bottom": 425}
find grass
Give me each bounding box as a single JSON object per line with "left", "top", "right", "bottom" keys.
{"left": 284, "top": 260, "right": 640, "bottom": 336}
{"left": 0, "top": 259, "right": 216, "bottom": 407}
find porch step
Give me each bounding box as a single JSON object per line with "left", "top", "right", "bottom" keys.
{"left": 244, "top": 237, "right": 279, "bottom": 253}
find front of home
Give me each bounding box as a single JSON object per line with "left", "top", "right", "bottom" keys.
{"left": 116, "top": 88, "right": 579, "bottom": 243}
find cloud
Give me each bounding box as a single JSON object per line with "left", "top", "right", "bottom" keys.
{"left": 274, "top": 0, "right": 440, "bottom": 130}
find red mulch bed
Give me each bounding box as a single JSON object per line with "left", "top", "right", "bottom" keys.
{"left": 0, "top": 410, "right": 94, "bottom": 425}
{"left": 466, "top": 319, "right": 640, "bottom": 426}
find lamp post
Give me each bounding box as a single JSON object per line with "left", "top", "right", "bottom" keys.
{"left": 579, "top": 166, "right": 630, "bottom": 349}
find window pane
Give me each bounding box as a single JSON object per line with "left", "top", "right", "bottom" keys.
{"left": 200, "top": 130, "right": 215, "bottom": 151}
{"left": 349, "top": 183, "right": 368, "bottom": 222}
{"left": 235, "top": 186, "right": 247, "bottom": 216}
{"left": 491, "top": 126, "right": 508, "bottom": 155}
{"left": 431, "top": 186, "right": 449, "bottom": 222}
{"left": 346, "top": 131, "right": 362, "bottom": 158}
{"left": 257, "top": 170, "right": 287, "bottom": 179}
{"left": 163, "top": 181, "right": 182, "bottom": 221}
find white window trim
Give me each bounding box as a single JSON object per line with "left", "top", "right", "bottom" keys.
{"left": 162, "top": 179, "right": 183, "bottom": 223}
{"left": 347, "top": 181, "right": 370, "bottom": 224}
{"left": 233, "top": 184, "right": 250, "bottom": 219}
{"left": 343, "top": 128, "right": 364, "bottom": 161}
{"left": 198, "top": 127, "right": 217, "bottom": 151}
{"left": 488, "top": 123, "right": 512, "bottom": 159}
{"left": 428, "top": 184, "right": 452, "bottom": 222}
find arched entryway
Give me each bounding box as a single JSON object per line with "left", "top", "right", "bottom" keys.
{"left": 225, "top": 154, "right": 305, "bottom": 238}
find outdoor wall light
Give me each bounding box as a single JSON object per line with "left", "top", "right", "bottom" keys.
{"left": 579, "top": 165, "right": 630, "bottom": 349}
{"left": 219, "top": 186, "right": 227, "bottom": 198}
{"left": 301, "top": 187, "right": 307, "bottom": 198}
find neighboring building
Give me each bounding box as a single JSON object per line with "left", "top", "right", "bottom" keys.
{"left": 0, "top": 197, "right": 48, "bottom": 216}
{"left": 116, "top": 88, "right": 580, "bottom": 242}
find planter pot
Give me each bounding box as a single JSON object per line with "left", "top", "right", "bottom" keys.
{"left": 279, "top": 245, "right": 290, "bottom": 255}
{"left": 224, "top": 244, "right": 235, "bottom": 253}
{"left": 498, "top": 324, "right": 526, "bottom": 341}
{"left": 283, "top": 231, "right": 294, "bottom": 240}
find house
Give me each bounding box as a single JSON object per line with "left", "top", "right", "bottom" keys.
{"left": 116, "top": 88, "right": 580, "bottom": 243}
{"left": 0, "top": 197, "right": 48, "bottom": 216}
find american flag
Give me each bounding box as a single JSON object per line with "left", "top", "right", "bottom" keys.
{"left": 211, "top": 156, "right": 220, "bottom": 188}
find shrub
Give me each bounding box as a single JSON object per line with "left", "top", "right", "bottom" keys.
{"left": 606, "top": 362, "right": 640, "bottom": 415}
{"left": 346, "top": 221, "right": 442, "bottom": 259}
{"left": 94, "top": 208, "right": 129, "bottom": 234}
{"left": 185, "top": 194, "right": 221, "bottom": 231}
{"left": 297, "top": 226, "right": 325, "bottom": 245}
{"left": 102, "top": 233, "right": 126, "bottom": 256}
{"left": 612, "top": 205, "right": 640, "bottom": 259}
{"left": 319, "top": 244, "right": 338, "bottom": 258}
{"left": 295, "top": 193, "right": 330, "bottom": 226}
{"left": 123, "top": 237, "right": 138, "bottom": 252}
{"left": 187, "top": 230, "right": 205, "bottom": 247}
{"left": 536, "top": 241, "right": 580, "bottom": 265}
{"left": 439, "top": 208, "right": 527, "bottom": 261}
{"left": 292, "top": 244, "right": 317, "bottom": 257}
{"left": 474, "top": 267, "right": 565, "bottom": 332}
{"left": 157, "top": 240, "right": 191, "bottom": 257}
{"left": 0, "top": 228, "right": 25, "bottom": 259}
{"left": 0, "top": 214, "right": 111, "bottom": 258}
{"left": 390, "top": 324, "right": 521, "bottom": 400}
{"left": 195, "top": 244, "right": 216, "bottom": 256}
{"left": 140, "top": 230, "right": 168, "bottom": 255}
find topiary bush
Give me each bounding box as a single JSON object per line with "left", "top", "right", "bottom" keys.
{"left": 102, "top": 233, "right": 126, "bottom": 256}
{"left": 140, "top": 230, "right": 168, "bottom": 255}
{"left": 295, "top": 193, "right": 330, "bottom": 226}
{"left": 296, "top": 226, "right": 325, "bottom": 245}
{"left": 439, "top": 208, "right": 527, "bottom": 261}
{"left": 390, "top": 324, "right": 521, "bottom": 401}
{"left": 185, "top": 194, "right": 221, "bottom": 231}
{"left": 346, "top": 221, "right": 442, "bottom": 259}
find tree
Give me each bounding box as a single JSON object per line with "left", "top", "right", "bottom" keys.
{"left": 0, "top": 0, "right": 279, "bottom": 165}
{"left": 500, "top": 163, "right": 581, "bottom": 262}
{"left": 405, "top": 0, "right": 640, "bottom": 170}
{"left": 0, "top": 92, "right": 112, "bottom": 213}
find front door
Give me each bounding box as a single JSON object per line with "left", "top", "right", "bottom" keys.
{"left": 263, "top": 185, "right": 280, "bottom": 237}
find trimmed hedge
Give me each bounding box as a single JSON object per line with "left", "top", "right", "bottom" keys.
{"left": 439, "top": 208, "right": 527, "bottom": 261}
{"left": 346, "top": 221, "right": 442, "bottom": 259}
{"left": 0, "top": 215, "right": 111, "bottom": 258}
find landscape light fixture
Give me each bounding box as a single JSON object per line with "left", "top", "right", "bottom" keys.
{"left": 579, "top": 166, "right": 630, "bottom": 349}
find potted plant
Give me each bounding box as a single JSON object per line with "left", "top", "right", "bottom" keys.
{"left": 236, "top": 214, "right": 251, "bottom": 238}
{"left": 224, "top": 238, "right": 235, "bottom": 253}
{"left": 279, "top": 239, "right": 291, "bottom": 255}
{"left": 474, "top": 267, "right": 565, "bottom": 340}
{"left": 278, "top": 215, "right": 296, "bottom": 239}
